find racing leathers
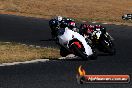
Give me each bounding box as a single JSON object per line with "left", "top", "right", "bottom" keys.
{"left": 49, "top": 17, "right": 77, "bottom": 38}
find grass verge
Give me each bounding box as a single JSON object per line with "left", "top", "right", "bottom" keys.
{"left": 0, "top": 0, "right": 132, "bottom": 23}
{"left": 0, "top": 42, "right": 60, "bottom": 63}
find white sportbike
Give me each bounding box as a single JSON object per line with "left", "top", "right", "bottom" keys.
{"left": 57, "top": 27, "right": 96, "bottom": 60}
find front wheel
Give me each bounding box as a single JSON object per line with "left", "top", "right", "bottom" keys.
{"left": 101, "top": 39, "right": 116, "bottom": 55}
{"left": 70, "top": 44, "right": 89, "bottom": 60}
{"left": 107, "top": 45, "right": 116, "bottom": 55}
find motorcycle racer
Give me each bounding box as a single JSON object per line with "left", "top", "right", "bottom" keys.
{"left": 49, "top": 16, "right": 78, "bottom": 38}
{"left": 49, "top": 17, "right": 97, "bottom": 59}
{"left": 80, "top": 24, "right": 106, "bottom": 37}
{"left": 79, "top": 24, "right": 107, "bottom": 47}
{"left": 80, "top": 24, "right": 94, "bottom": 37}
{"left": 57, "top": 27, "right": 95, "bottom": 59}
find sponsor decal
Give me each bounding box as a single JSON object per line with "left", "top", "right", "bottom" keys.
{"left": 76, "top": 65, "right": 130, "bottom": 84}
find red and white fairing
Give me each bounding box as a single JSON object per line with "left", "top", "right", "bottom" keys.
{"left": 58, "top": 27, "right": 93, "bottom": 56}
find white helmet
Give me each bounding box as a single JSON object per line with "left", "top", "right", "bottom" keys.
{"left": 56, "top": 16, "right": 63, "bottom": 21}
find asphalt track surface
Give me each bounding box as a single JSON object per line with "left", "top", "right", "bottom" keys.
{"left": 0, "top": 14, "right": 132, "bottom": 88}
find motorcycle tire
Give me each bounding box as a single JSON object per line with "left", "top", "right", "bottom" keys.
{"left": 70, "top": 44, "right": 89, "bottom": 60}
{"left": 101, "top": 39, "right": 116, "bottom": 55}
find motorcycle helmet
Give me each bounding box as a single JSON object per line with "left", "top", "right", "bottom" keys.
{"left": 56, "top": 16, "right": 63, "bottom": 21}
{"left": 80, "top": 24, "right": 88, "bottom": 34}
{"left": 68, "top": 21, "right": 76, "bottom": 29}
{"left": 80, "top": 24, "right": 87, "bottom": 29}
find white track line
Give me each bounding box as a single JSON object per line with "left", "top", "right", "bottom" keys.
{"left": 29, "top": 45, "right": 35, "bottom": 47}
{"left": 58, "top": 54, "right": 77, "bottom": 60}
{"left": 81, "top": 21, "right": 127, "bottom": 26}
{"left": 91, "top": 22, "right": 97, "bottom": 23}
{"left": 102, "top": 23, "right": 108, "bottom": 24}
{"left": 4, "top": 42, "right": 11, "bottom": 44}
{"left": 36, "top": 46, "right": 41, "bottom": 48}
{"left": 82, "top": 21, "right": 87, "bottom": 23}
{"left": 115, "top": 24, "right": 123, "bottom": 25}
{"left": 21, "top": 44, "right": 27, "bottom": 46}
{"left": 0, "top": 59, "right": 49, "bottom": 67}
{"left": 66, "top": 54, "right": 75, "bottom": 57}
